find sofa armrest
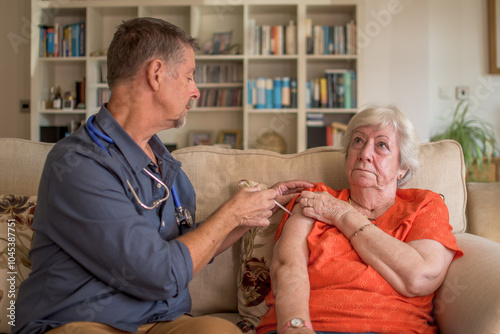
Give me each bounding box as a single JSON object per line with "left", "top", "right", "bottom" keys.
{"left": 435, "top": 233, "right": 500, "bottom": 334}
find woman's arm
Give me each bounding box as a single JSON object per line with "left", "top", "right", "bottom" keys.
{"left": 298, "top": 191, "right": 455, "bottom": 298}
{"left": 271, "top": 205, "right": 316, "bottom": 334}
{"left": 349, "top": 226, "right": 455, "bottom": 297}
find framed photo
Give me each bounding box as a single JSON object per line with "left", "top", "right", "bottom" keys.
{"left": 188, "top": 131, "right": 213, "bottom": 146}
{"left": 218, "top": 130, "right": 241, "bottom": 149}
{"left": 489, "top": 0, "right": 500, "bottom": 73}
{"left": 212, "top": 31, "right": 232, "bottom": 54}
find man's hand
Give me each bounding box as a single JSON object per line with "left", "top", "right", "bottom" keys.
{"left": 271, "top": 180, "right": 314, "bottom": 214}
{"left": 221, "top": 185, "right": 277, "bottom": 228}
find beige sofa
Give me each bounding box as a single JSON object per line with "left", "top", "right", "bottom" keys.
{"left": 1, "top": 138, "right": 500, "bottom": 334}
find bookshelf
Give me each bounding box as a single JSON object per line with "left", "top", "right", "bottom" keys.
{"left": 31, "top": 0, "right": 363, "bottom": 153}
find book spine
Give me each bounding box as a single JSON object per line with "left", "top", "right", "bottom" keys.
{"left": 281, "top": 77, "right": 291, "bottom": 108}
{"left": 255, "top": 77, "right": 266, "bottom": 109}
{"left": 79, "top": 22, "right": 85, "bottom": 57}
{"left": 305, "top": 80, "right": 311, "bottom": 109}
{"left": 291, "top": 79, "right": 297, "bottom": 109}
{"left": 265, "top": 78, "right": 273, "bottom": 109}
{"left": 46, "top": 27, "right": 54, "bottom": 57}
{"left": 273, "top": 77, "right": 282, "bottom": 108}
{"left": 319, "top": 77, "right": 328, "bottom": 107}
{"left": 247, "top": 79, "right": 254, "bottom": 106}
{"left": 306, "top": 18, "right": 313, "bottom": 54}
{"left": 312, "top": 78, "right": 320, "bottom": 108}
{"left": 344, "top": 71, "right": 352, "bottom": 109}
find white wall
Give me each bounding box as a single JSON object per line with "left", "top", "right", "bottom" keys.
{"left": 2, "top": 0, "right": 499, "bottom": 146}
{"left": 361, "top": 0, "right": 430, "bottom": 141}
{"left": 429, "top": 0, "right": 500, "bottom": 144}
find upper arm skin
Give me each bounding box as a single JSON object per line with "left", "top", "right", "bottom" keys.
{"left": 403, "top": 238, "right": 456, "bottom": 297}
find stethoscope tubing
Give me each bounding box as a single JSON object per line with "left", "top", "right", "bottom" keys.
{"left": 85, "top": 115, "right": 185, "bottom": 217}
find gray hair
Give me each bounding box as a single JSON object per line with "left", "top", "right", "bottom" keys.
{"left": 341, "top": 105, "right": 419, "bottom": 187}
{"left": 107, "top": 17, "right": 199, "bottom": 89}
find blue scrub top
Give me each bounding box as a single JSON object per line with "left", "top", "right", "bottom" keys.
{"left": 14, "top": 106, "right": 196, "bottom": 334}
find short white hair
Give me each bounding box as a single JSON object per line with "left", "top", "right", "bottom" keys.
{"left": 341, "top": 105, "right": 419, "bottom": 187}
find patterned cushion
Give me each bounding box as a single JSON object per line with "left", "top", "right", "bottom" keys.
{"left": 0, "top": 195, "right": 36, "bottom": 333}
{"left": 236, "top": 181, "right": 279, "bottom": 333}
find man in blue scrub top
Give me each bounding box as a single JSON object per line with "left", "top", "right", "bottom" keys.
{"left": 15, "top": 17, "right": 312, "bottom": 334}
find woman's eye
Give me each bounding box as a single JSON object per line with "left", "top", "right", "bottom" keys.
{"left": 377, "top": 141, "right": 388, "bottom": 149}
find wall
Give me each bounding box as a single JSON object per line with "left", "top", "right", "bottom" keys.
{"left": 1, "top": 0, "right": 499, "bottom": 146}
{"left": 429, "top": 0, "right": 500, "bottom": 144}
{"left": 361, "top": 0, "right": 430, "bottom": 140}
{"left": 0, "top": 0, "right": 31, "bottom": 139}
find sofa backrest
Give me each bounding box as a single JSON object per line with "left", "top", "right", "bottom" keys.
{"left": 0, "top": 138, "right": 54, "bottom": 195}
{"left": 172, "top": 139, "right": 467, "bottom": 316}
{"left": 0, "top": 138, "right": 467, "bottom": 319}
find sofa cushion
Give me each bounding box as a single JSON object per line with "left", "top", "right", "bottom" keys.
{"left": 466, "top": 182, "right": 500, "bottom": 243}
{"left": 0, "top": 194, "right": 36, "bottom": 333}
{"left": 172, "top": 140, "right": 467, "bottom": 320}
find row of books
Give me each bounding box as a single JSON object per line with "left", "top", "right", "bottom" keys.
{"left": 39, "top": 22, "right": 86, "bottom": 58}
{"left": 247, "top": 77, "right": 297, "bottom": 109}
{"left": 195, "top": 63, "right": 243, "bottom": 84}
{"left": 97, "top": 88, "right": 111, "bottom": 107}
{"left": 98, "top": 63, "right": 108, "bottom": 84}
{"left": 307, "top": 116, "right": 348, "bottom": 149}
{"left": 306, "top": 19, "right": 356, "bottom": 55}
{"left": 195, "top": 88, "right": 243, "bottom": 108}
{"left": 247, "top": 20, "right": 296, "bottom": 56}
{"left": 306, "top": 69, "right": 357, "bottom": 109}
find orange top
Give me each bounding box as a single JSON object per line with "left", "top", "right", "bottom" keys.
{"left": 257, "top": 183, "right": 463, "bottom": 334}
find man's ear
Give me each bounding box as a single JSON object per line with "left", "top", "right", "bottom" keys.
{"left": 146, "top": 59, "right": 163, "bottom": 91}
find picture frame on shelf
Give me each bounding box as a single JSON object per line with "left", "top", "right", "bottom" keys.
{"left": 212, "top": 31, "right": 232, "bottom": 54}
{"left": 188, "top": 130, "right": 213, "bottom": 146}
{"left": 218, "top": 130, "right": 241, "bottom": 149}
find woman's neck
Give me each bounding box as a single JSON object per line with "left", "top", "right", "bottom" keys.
{"left": 349, "top": 188, "right": 396, "bottom": 220}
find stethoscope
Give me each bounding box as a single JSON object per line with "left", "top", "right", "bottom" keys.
{"left": 85, "top": 115, "right": 193, "bottom": 229}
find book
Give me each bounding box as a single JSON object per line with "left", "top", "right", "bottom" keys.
{"left": 273, "top": 77, "right": 282, "bottom": 108}
{"left": 285, "top": 20, "right": 296, "bottom": 55}
{"left": 255, "top": 77, "right": 266, "bottom": 109}
{"left": 46, "top": 27, "right": 55, "bottom": 57}
{"left": 330, "top": 122, "right": 348, "bottom": 148}
{"left": 265, "top": 78, "right": 273, "bottom": 109}
{"left": 290, "top": 79, "right": 297, "bottom": 108}
{"left": 281, "top": 77, "right": 291, "bottom": 108}
{"left": 319, "top": 77, "right": 328, "bottom": 107}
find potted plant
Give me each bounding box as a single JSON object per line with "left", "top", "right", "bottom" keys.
{"left": 430, "top": 99, "right": 497, "bottom": 181}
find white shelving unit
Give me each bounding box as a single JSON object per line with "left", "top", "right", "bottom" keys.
{"left": 31, "top": 0, "right": 363, "bottom": 153}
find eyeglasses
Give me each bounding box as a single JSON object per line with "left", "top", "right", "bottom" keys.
{"left": 127, "top": 168, "right": 170, "bottom": 210}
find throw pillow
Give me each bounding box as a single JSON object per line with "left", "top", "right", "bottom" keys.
{"left": 236, "top": 180, "right": 282, "bottom": 333}
{"left": 0, "top": 194, "right": 36, "bottom": 333}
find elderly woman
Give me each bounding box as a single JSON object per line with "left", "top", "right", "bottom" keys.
{"left": 257, "top": 105, "right": 463, "bottom": 334}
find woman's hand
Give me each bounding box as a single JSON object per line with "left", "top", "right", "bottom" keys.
{"left": 271, "top": 180, "right": 314, "bottom": 214}
{"left": 297, "top": 190, "right": 355, "bottom": 227}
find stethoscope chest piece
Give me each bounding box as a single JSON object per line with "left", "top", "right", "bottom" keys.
{"left": 176, "top": 207, "right": 193, "bottom": 228}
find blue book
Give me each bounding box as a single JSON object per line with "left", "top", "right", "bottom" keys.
{"left": 273, "top": 77, "right": 282, "bottom": 108}
{"left": 265, "top": 78, "right": 273, "bottom": 109}
{"left": 247, "top": 79, "right": 253, "bottom": 106}
{"left": 255, "top": 77, "right": 266, "bottom": 109}
{"left": 46, "top": 27, "right": 54, "bottom": 56}
{"left": 71, "top": 23, "right": 79, "bottom": 57}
